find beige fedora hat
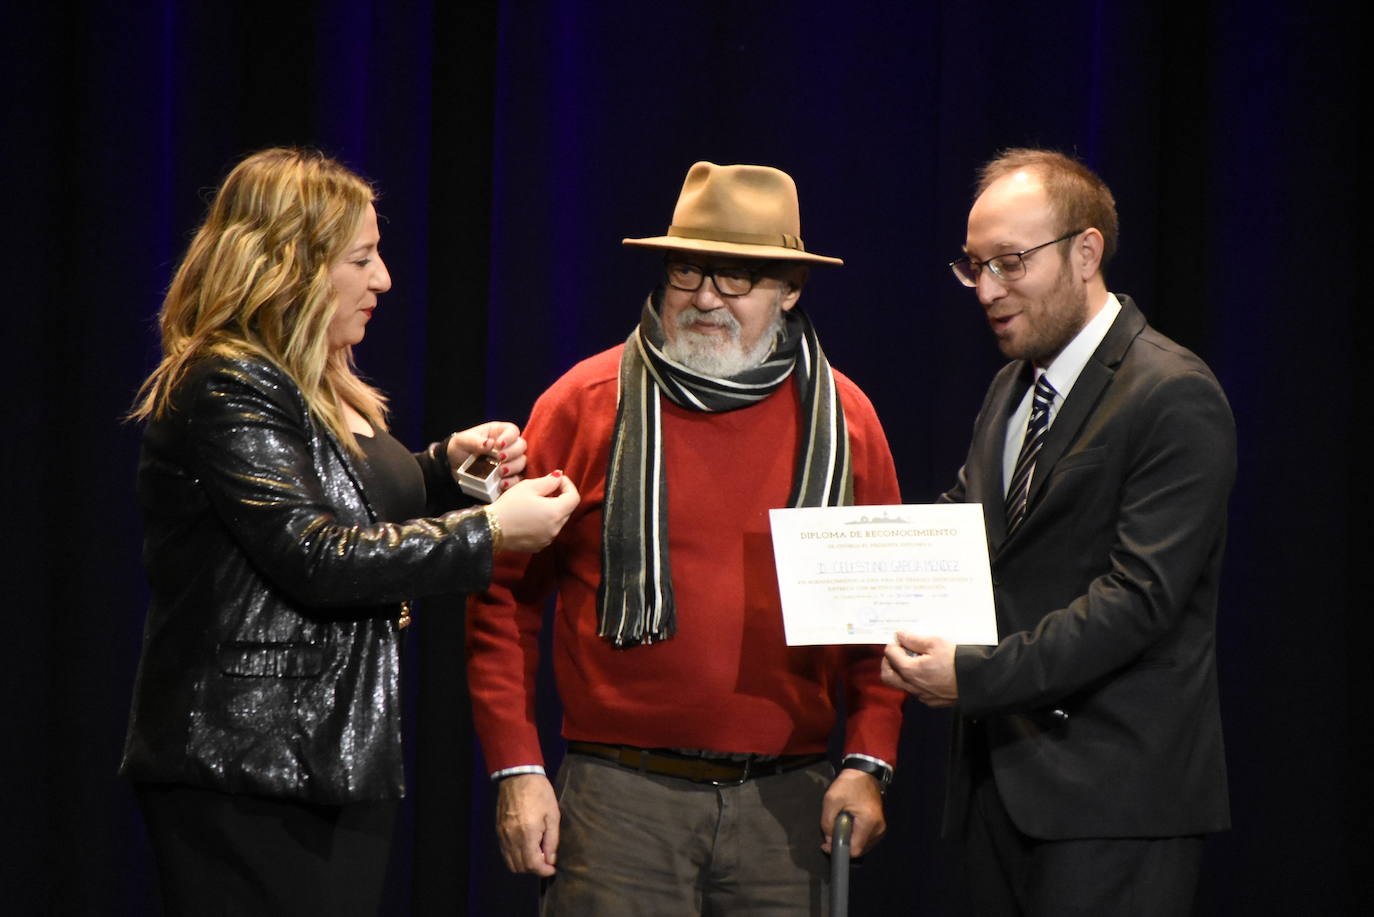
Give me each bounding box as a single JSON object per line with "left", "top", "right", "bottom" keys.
{"left": 622, "top": 161, "right": 843, "bottom": 265}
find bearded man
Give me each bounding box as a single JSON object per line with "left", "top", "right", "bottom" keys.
{"left": 882, "top": 149, "right": 1236, "bottom": 916}
{"left": 467, "top": 161, "right": 905, "bottom": 916}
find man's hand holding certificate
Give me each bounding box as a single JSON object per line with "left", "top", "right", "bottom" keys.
{"left": 881, "top": 632, "right": 960, "bottom": 706}
{"left": 768, "top": 503, "right": 998, "bottom": 647}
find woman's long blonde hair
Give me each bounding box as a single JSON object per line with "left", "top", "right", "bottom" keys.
{"left": 130, "top": 147, "right": 388, "bottom": 453}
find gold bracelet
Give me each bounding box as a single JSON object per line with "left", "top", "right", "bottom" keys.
{"left": 484, "top": 505, "right": 505, "bottom": 553}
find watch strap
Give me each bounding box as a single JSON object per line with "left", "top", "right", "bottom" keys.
{"left": 840, "top": 754, "right": 893, "bottom": 794}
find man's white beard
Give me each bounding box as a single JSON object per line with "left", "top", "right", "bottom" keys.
{"left": 663, "top": 306, "right": 785, "bottom": 378}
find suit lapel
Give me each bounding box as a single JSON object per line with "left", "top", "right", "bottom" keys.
{"left": 1028, "top": 361, "right": 1109, "bottom": 508}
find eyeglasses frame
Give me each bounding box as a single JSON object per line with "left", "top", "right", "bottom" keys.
{"left": 949, "top": 228, "right": 1086, "bottom": 287}
{"left": 663, "top": 259, "right": 766, "bottom": 298}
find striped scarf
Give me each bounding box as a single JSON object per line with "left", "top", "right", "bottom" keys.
{"left": 598, "top": 294, "right": 853, "bottom": 648}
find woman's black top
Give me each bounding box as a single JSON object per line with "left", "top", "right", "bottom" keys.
{"left": 356, "top": 425, "right": 427, "bottom": 523}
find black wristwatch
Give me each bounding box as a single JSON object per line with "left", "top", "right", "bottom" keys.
{"left": 840, "top": 754, "right": 893, "bottom": 795}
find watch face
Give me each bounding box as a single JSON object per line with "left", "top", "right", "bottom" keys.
{"left": 465, "top": 455, "right": 500, "bottom": 479}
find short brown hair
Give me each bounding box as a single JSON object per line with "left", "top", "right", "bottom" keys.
{"left": 977, "top": 148, "right": 1119, "bottom": 267}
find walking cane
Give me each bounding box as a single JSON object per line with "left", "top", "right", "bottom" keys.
{"left": 831, "top": 811, "right": 853, "bottom": 917}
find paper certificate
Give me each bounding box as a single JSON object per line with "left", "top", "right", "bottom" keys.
{"left": 768, "top": 503, "right": 998, "bottom": 646}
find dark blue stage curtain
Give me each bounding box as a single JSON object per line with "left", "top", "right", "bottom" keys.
{"left": 5, "top": 1, "right": 1363, "bottom": 914}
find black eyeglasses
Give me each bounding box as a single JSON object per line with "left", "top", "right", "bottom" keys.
{"left": 949, "top": 229, "right": 1084, "bottom": 287}
{"left": 665, "top": 261, "right": 761, "bottom": 297}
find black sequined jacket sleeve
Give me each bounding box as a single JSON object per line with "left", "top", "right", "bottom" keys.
{"left": 120, "top": 354, "right": 493, "bottom": 804}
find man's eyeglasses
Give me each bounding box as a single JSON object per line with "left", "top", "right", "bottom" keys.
{"left": 949, "top": 229, "right": 1084, "bottom": 287}
{"left": 665, "top": 261, "right": 761, "bottom": 297}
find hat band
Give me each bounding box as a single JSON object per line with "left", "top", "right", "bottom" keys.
{"left": 667, "top": 224, "right": 806, "bottom": 252}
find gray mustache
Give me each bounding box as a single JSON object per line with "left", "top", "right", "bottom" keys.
{"left": 676, "top": 308, "right": 740, "bottom": 332}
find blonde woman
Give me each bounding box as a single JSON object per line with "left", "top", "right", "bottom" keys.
{"left": 120, "top": 148, "right": 578, "bottom": 915}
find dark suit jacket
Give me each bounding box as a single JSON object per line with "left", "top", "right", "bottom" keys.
{"left": 943, "top": 295, "right": 1235, "bottom": 840}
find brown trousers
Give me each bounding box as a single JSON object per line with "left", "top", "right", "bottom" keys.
{"left": 541, "top": 754, "right": 835, "bottom": 916}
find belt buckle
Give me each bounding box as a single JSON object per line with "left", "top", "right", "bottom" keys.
{"left": 708, "top": 756, "right": 751, "bottom": 787}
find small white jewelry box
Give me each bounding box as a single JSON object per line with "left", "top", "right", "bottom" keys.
{"left": 454, "top": 452, "right": 503, "bottom": 503}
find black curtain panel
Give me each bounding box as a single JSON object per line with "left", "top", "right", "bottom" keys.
{"left": 4, "top": 1, "right": 1364, "bottom": 914}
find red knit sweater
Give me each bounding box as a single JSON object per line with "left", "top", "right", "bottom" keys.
{"left": 466, "top": 345, "right": 905, "bottom": 773}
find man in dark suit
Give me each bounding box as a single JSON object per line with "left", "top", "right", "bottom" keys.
{"left": 882, "top": 149, "right": 1235, "bottom": 916}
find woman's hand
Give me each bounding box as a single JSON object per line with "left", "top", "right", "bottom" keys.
{"left": 487, "top": 471, "right": 580, "bottom": 552}
{"left": 447, "top": 421, "right": 527, "bottom": 489}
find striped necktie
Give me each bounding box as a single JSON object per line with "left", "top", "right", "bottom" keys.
{"left": 1005, "top": 374, "right": 1058, "bottom": 535}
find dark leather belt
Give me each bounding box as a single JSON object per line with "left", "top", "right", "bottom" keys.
{"left": 568, "top": 741, "right": 826, "bottom": 786}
